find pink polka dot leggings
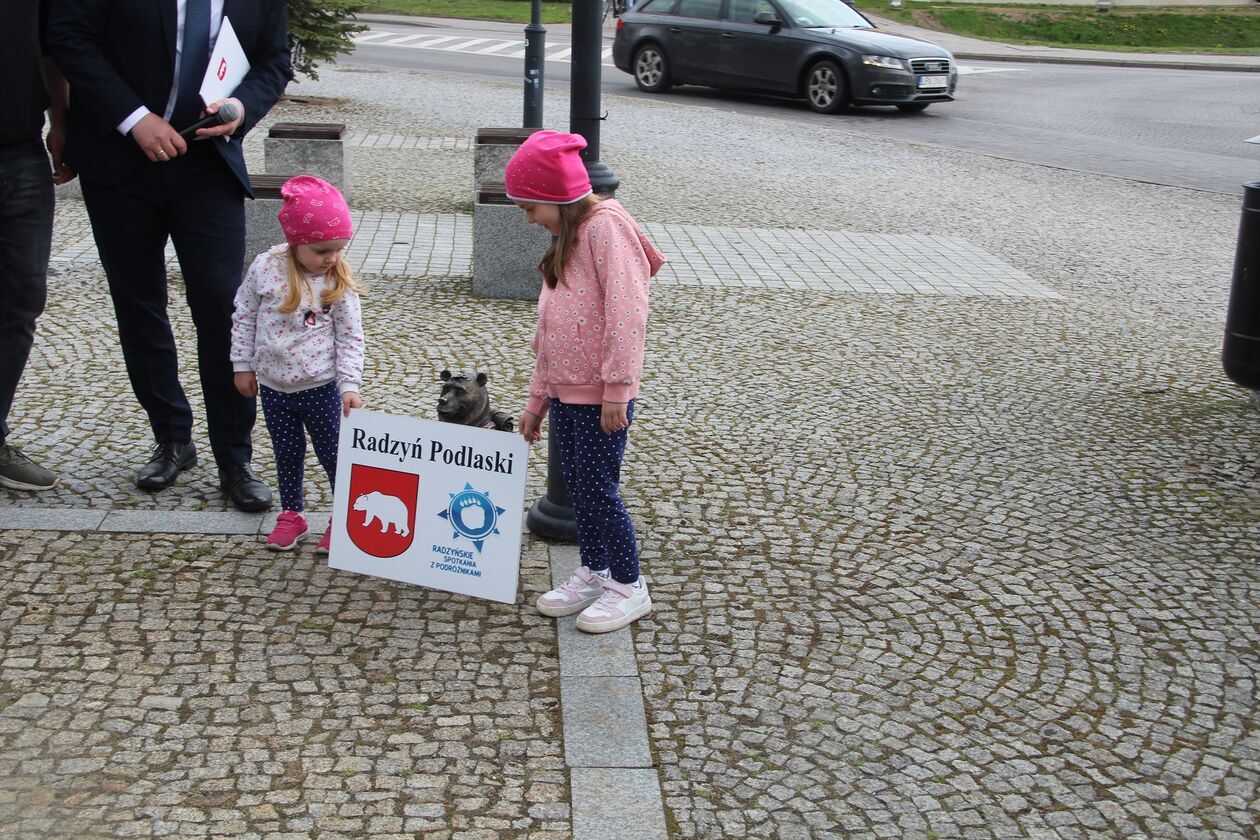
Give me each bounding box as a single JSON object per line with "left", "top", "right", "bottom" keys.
{"left": 550, "top": 399, "right": 639, "bottom": 584}
{"left": 260, "top": 382, "right": 342, "bottom": 512}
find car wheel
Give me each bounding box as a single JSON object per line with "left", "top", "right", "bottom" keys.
{"left": 634, "top": 45, "right": 672, "bottom": 94}
{"left": 897, "top": 102, "right": 930, "bottom": 113}
{"left": 805, "top": 60, "right": 848, "bottom": 114}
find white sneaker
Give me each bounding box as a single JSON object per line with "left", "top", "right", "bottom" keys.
{"left": 575, "top": 578, "right": 651, "bottom": 634}
{"left": 536, "top": 566, "right": 605, "bottom": 617}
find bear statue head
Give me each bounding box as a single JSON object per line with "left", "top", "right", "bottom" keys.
{"left": 437, "top": 369, "right": 491, "bottom": 425}
{"left": 436, "top": 369, "right": 515, "bottom": 432}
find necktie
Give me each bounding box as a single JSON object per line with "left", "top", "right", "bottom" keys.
{"left": 173, "top": 0, "right": 211, "bottom": 129}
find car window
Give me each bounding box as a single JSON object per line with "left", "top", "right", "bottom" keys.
{"left": 675, "top": 0, "right": 724, "bottom": 20}
{"left": 634, "top": 0, "right": 673, "bottom": 12}
{"left": 727, "top": 0, "right": 777, "bottom": 24}
{"left": 775, "top": 0, "right": 871, "bottom": 28}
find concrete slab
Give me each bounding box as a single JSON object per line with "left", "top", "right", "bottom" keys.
{"left": 98, "top": 510, "right": 265, "bottom": 535}
{"left": 550, "top": 544, "right": 640, "bottom": 675}
{"left": 0, "top": 508, "right": 107, "bottom": 532}
{"left": 571, "top": 768, "right": 668, "bottom": 840}
{"left": 561, "top": 676, "right": 653, "bottom": 768}
{"left": 557, "top": 615, "right": 640, "bottom": 677}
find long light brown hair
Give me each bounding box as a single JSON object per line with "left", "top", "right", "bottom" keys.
{"left": 278, "top": 245, "right": 363, "bottom": 314}
{"left": 538, "top": 195, "right": 602, "bottom": 289}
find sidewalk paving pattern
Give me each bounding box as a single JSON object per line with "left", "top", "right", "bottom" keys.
{"left": 2, "top": 24, "right": 1259, "bottom": 840}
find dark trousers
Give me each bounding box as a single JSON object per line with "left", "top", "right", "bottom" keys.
{"left": 550, "top": 399, "right": 639, "bottom": 584}
{"left": 80, "top": 142, "right": 254, "bottom": 467}
{"left": 259, "top": 382, "right": 342, "bottom": 512}
{"left": 0, "top": 141, "right": 54, "bottom": 447}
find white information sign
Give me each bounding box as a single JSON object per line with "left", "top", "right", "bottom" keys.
{"left": 329, "top": 409, "right": 528, "bottom": 604}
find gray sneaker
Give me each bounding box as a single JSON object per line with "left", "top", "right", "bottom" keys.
{"left": 0, "top": 444, "right": 57, "bottom": 491}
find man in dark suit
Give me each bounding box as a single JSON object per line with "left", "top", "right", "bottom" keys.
{"left": 48, "top": 0, "right": 291, "bottom": 511}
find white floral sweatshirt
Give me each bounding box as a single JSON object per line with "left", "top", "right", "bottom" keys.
{"left": 231, "top": 244, "right": 365, "bottom": 395}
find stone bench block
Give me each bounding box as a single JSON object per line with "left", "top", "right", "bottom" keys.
{"left": 264, "top": 122, "right": 351, "bottom": 200}
{"left": 474, "top": 127, "right": 535, "bottom": 188}
{"left": 473, "top": 181, "right": 550, "bottom": 300}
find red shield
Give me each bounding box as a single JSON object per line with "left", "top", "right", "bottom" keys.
{"left": 346, "top": 465, "right": 418, "bottom": 558}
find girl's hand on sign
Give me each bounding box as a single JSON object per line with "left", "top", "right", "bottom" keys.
{"left": 600, "top": 401, "right": 628, "bottom": 436}
{"left": 234, "top": 371, "right": 258, "bottom": 398}
{"left": 520, "top": 410, "right": 542, "bottom": 444}
{"left": 342, "top": 391, "right": 363, "bottom": 417}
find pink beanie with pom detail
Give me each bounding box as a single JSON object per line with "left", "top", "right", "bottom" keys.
{"left": 278, "top": 175, "right": 353, "bottom": 245}
{"left": 505, "top": 130, "right": 593, "bottom": 205}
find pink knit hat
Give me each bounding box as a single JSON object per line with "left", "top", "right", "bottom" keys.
{"left": 278, "top": 175, "right": 353, "bottom": 245}
{"left": 505, "top": 130, "right": 593, "bottom": 205}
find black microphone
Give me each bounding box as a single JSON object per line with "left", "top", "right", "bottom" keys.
{"left": 178, "top": 100, "right": 242, "bottom": 140}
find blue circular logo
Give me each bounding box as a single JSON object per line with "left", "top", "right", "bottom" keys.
{"left": 447, "top": 488, "right": 498, "bottom": 541}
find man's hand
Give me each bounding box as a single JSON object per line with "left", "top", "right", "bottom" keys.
{"left": 45, "top": 122, "right": 75, "bottom": 185}
{"left": 234, "top": 371, "right": 258, "bottom": 398}
{"left": 520, "top": 410, "right": 542, "bottom": 444}
{"left": 195, "top": 98, "right": 244, "bottom": 139}
{"left": 342, "top": 391, "right": 363, "bottom": 418}
{"left": 131, "top": 113, "right": 187, "bottom": 162}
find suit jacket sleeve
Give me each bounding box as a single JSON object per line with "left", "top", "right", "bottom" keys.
{"left": 46, "top": 0, "right": 147, "bottom": 131}
{"left": 231, "top": 0, "right": 292, "bottom": 139}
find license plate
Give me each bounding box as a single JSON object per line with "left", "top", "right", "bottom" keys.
{"left": 917, "top": 74, "right": 948, "bottom": 89}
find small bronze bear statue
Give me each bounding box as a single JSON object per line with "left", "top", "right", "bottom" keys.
{"left": 437, "top": 370, "right": 515, "bottom": 432}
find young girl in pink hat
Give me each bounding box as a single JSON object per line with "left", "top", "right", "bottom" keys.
{"left": 506, "top": 130, "right": 666, "bottom": 634}
{"left": 230, "top": 175, "right": 366, "bottom": 552}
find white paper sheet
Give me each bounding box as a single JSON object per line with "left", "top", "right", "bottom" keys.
{"left": 199, "top": 16, "right": 250, "bottom": 105}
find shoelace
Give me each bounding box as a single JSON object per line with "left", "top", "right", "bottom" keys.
{"left": 589, "top": 588, "right": 624, "bottom": 613}
{"left": 556, "top": 572, "right": 597, "bottom": 595}
{"left": 1, "top": 446, "right": 35, "bottom": 466}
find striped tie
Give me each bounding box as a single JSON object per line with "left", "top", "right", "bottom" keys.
{"left": 173, "top": 0, "right": 211, "bottom": 129}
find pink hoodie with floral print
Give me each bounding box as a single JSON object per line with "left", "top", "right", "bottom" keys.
{"left": 526, "top": 199, "right": 666, "bottom": 419}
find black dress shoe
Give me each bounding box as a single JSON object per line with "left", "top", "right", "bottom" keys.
{"left": 136, "top": 442, "right": 197, "bottom": 490}
{"left": 219, "top": 462, "right": 273, "bottom": 512}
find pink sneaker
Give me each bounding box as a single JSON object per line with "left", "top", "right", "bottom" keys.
{"left": 576, "top": 578, "right": 652, "bottom": 634}
{"left": 267, "top": 510, "right": 309, "bottom": 551}
{"left": 316, "top": 521, "right": 332, "bottom": 554}
{"left": 536, "top": 566, "right": 605, "bottom": 617}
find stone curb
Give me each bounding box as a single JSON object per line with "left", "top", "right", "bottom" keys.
{"left": 950, "top": 51, "right": 1260, "bottom": 72}
{"left": 549, "top": 545, "right": 668, "bottom": 840}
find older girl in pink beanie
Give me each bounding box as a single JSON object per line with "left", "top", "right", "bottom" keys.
{"left": 507, "top": 130, "right": 666, "bottom": 634}
{"left": 230, "top": 175, "right": 366, "bottom": 552}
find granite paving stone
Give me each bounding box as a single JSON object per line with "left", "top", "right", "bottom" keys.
{"left": 1, "top": 53, "right": 1258, "bottom": 840}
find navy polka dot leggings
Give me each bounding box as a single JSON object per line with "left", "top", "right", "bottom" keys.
{"left": 550, "top": 399, "right": 638, "bottom": 584}
{"left": 259, "top": 382, "right": 342, "bottom": 512}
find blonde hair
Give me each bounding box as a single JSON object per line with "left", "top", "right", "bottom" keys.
{"left": 278, "top": 245, "right": 363, "bottom": 314}
{"left": 538, "top": 195, "right": 602, "bottom": 289}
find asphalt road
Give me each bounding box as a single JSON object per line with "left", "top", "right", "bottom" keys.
{"left": 345, "top": 22, "right": 1260, "bottom": 195}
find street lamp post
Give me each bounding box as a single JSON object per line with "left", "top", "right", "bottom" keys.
{"left": 569, "top": 0, "right": 619, "bottom": 194}
{"left": 524, "top": 0, "right": 545, "bottom": 128}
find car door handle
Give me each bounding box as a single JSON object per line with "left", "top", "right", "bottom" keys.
{"left": 668, "top": 27, "right": 681, "bottom": 33}
{"left": 721, "top": 32, "right": 734, "bottom": 38}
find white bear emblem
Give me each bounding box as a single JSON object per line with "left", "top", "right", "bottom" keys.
{"left": 353, "top": 491, "right": 410, "bottom": 536}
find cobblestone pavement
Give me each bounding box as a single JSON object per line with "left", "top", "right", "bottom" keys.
{"left": 2, "top": 60, "right": 1259, "bottom": 839}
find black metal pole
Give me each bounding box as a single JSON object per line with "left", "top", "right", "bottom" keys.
{"left": 1223, "top": 181, "right": 1260, "bottom": 392}
{"left": 569, "top": 0, "right": 619, "bottom": 194}
{"left": 525, "top": 416, "right": 578, "bottom": 541}
{"left": 524, "top": 0, "right": 545, "bottom": 128}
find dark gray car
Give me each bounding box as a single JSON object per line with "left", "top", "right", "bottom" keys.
{"left": 611, "top": 0, "right": 957, "bottom": 113}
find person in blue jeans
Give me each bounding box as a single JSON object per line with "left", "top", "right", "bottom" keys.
{"left": 0, "top": 0, "right": 74, "bottom": 491}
